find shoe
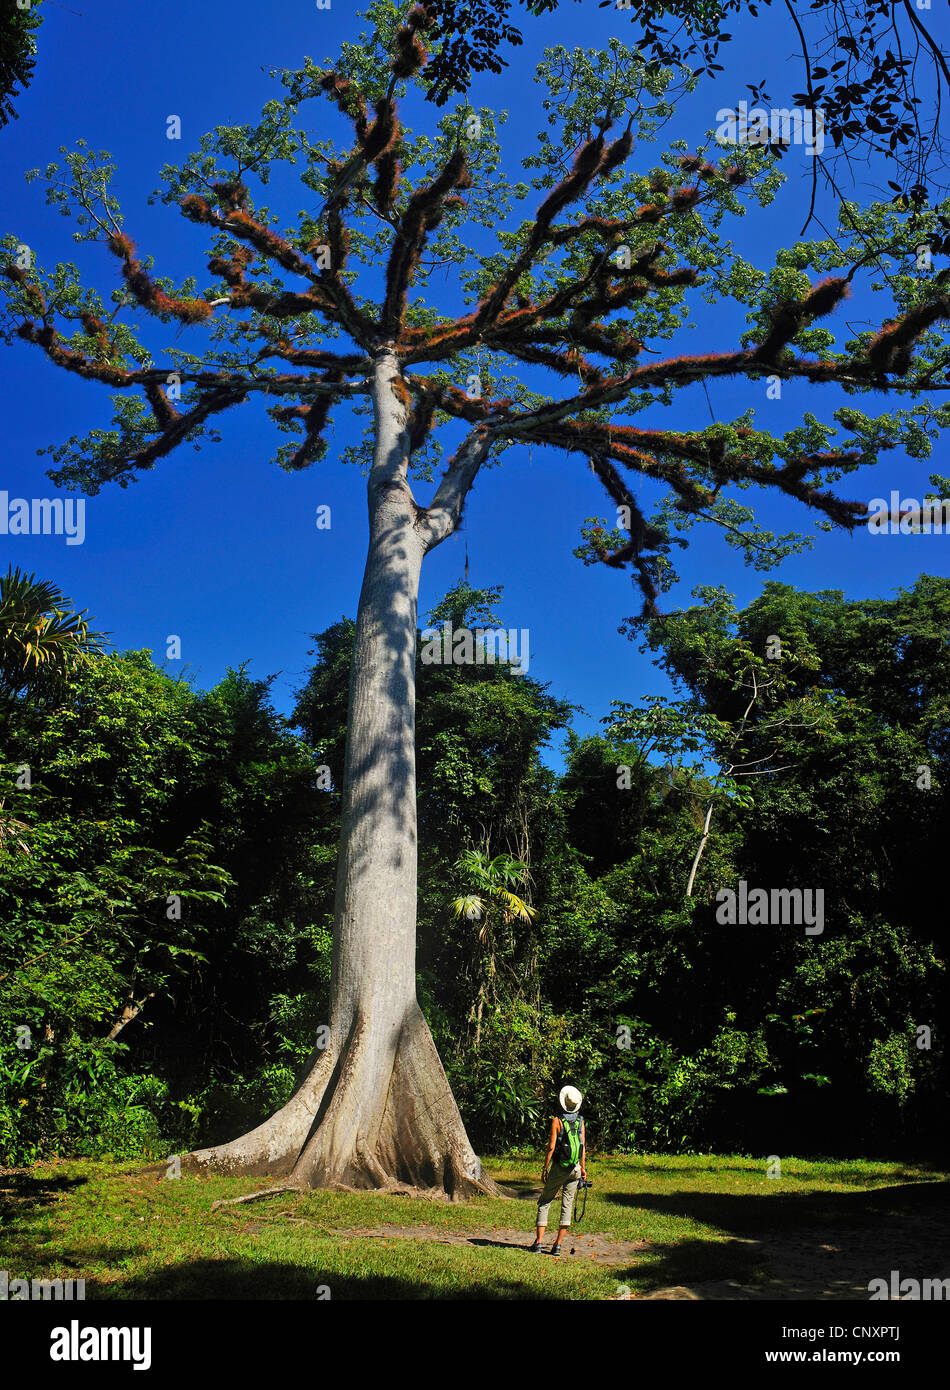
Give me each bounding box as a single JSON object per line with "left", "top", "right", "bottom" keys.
{"left": 550, "top": 1243, "right": 562, "bottom": 1256}
{"left": 528, "top": 1241, "right": 542, "bottom": 1252}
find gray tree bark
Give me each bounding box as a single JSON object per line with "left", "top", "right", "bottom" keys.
{"left": 187, "top": 346, "right": 500, "bottom": 1197}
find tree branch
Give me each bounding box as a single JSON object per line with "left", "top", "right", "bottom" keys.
{"left": 417, "top": 425, "right": 496, "bottom": 550}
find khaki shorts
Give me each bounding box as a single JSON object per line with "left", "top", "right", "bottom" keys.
{"left": 536, "top": 1161, "right": 582, "bottom": 1228}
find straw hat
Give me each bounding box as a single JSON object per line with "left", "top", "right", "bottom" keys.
{"left": 559, "top": 1085, "right": 582, "bottom": 1113}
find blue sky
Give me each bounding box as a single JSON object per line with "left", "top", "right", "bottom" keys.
{"left": 3, "top": 0, "right": 948, "bottom": 769}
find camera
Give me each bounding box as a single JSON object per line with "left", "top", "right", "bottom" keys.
{"left": 578, "top": 1179, "right": 593, "bottom": 1189}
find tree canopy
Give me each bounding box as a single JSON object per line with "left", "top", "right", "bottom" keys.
{"left": 423, "top": 0, "right": 950, "bottom": 213}
{"left": 3, "top": 2, "right": 950, "bottom": 619}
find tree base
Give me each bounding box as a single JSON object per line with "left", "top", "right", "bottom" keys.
{"left": 185, "top": 1003, "right": 502, "bottom": 1201}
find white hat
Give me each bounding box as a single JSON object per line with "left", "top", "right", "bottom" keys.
{"left": 559, "top": 1085, "right": 582, "bottom": 1113}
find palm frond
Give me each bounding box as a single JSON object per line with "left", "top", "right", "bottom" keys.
{"left": 451, "top": 893, "right": 485, "bottom": 922}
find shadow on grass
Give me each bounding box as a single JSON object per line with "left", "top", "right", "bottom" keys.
{"left": 492, "top": 1180, "right": 538, "bottom": 1200}
{"left": 605, "top": 1179, "right": 950, "bottom": 1234}
{"left": 607, "top": 1229, "right": 902, "bottom": 1298}
{"left": 0, "top": 1170, "right": 89, "bottom": 1261}
{"left": 88, "top": 1256, "right": 565, "bottom": 1300}
{"left": 0, "top": 1169, "right": 88, "bottom": 1215}
{"left": 602, "top": 1181, "right": 950, "bottom": 1297}
{"left": 631, "top": 1163, "right": 943, "bottom": 1185}
{"left": 617, "top": 1234, "right": 767, "bottom": 1291}
{"left": 467, "top": 1235, "right": 536, "bottom": 1253}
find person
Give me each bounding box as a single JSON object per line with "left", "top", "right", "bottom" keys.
{"left": 529, "top": 1084, "right": 586, "bottom": 1256}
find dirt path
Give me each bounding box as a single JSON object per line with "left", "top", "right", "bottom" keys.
{"left": 327, "top": 1223, "right": 648, "bottom": 1265}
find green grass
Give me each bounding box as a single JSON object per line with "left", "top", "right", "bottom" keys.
{"left": 1, "top": 1153, "right": 946, "bottom": 1300}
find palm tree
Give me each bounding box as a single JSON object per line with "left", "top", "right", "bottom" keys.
{"left": 0, "top": 566, "right": 107, "bottom": 700}
{"left": 450, "top": 847, "right": 537, "bottom": 1049}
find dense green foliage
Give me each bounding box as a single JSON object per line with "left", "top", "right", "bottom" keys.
{"left": 0, "top": 0, "right": 42, "bottom": 130}
{"left": 1, "top": 574, "right": 946, "bottom": 1165}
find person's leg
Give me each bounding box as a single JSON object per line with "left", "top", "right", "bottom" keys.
{"left": 551, "top": 1167, "right": 581, "bottom": 1253}
{"left": 533, "top": 1167, "right": 563, "bottom": 1247}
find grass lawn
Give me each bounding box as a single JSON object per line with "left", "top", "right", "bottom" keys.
{"left": 2, "top": 1153, "right": 947, "bottom": 1300}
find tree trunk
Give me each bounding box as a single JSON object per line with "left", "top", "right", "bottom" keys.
{"left": 473, "top": 985, "right": 485, "bottom": 1051}
{"left": 187, "top": 347, "right": 498, "bottom": 1197}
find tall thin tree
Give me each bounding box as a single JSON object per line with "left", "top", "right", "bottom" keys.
{"left": 3, "top": 2, "right": 949, "bottom": 1194}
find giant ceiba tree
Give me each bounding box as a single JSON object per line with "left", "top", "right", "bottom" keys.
{"left": 4, "top": 0, "right": 950, "bottom": 1196}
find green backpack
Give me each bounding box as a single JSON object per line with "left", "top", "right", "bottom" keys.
{"left": 555, "top": 1112, "right": 583, "bottom": 1166}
